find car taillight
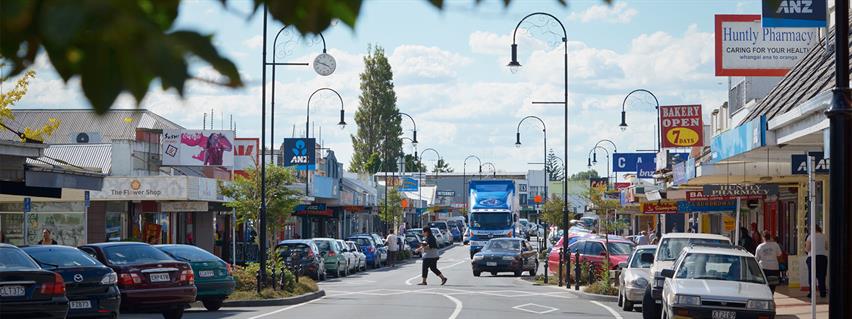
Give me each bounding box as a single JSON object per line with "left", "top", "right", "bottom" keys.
{"left": 328, "top": 251, "right": 336, "bottom": 257}
{"left": 40, "top": 272, "right": 66, "bottom": 295}
{"left": 225, "top": 263, "right": 233, "bottom": 276}
{"left": 118, "top": 272, "right": 142, "bottom": 287}
{"left": 369, "top": 247, "right": 375, "bottom": 253}
{"left": 307, "top": 250, "right": 315, "bottom": 258}
{"left": 180, "top": 269, "right": 194, "bottom": 285}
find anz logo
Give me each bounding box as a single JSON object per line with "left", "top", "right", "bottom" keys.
{"left": 775, "top": 0, "right": 813, "bottom": 14}
{"left": 289, "top": 140, "right": 310, "bottom": 164}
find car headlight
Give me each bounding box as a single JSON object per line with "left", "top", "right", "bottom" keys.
{"left": 747, "top": 299, "right": 773, "bottom": 310}
{"left": 473, "top": 255, "right": 484, "bottom": 261}
{"left": 502, "top": 256, "right": 516, "bottom": 261}
{"left": 100, "top": 272, "right": 118, "bottom": 285}
{"left": 674, "top": 295, "right": 701, "bottom": 306}
{"left": 630, "top": 277, "right": 649, "bottom": 288}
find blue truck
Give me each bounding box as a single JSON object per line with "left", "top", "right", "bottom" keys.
{"left": 467, "top": 180, "right": 517, "bottom": 259}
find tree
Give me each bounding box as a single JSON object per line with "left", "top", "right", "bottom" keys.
{"left": 404, "top": 154, "right": 426, "bottom": 173}
{"left": 219, "top": 165, "right": 302, "bottom": 246}
{"left": 540, "top": 196, "right": 565, "bottom": 227}
{"left": 379, "top": 187, "right": 404, "bottom": 226}
{"left": 583, "top": 186, "right": 624, "bottom": 286}
{"left": 1, "top": 70, "right": 61, "bottom": 142}
{"left": 432, "top": 159, "right": 454, "bottom": 173}
{"left": 349, "top": 45, "right": 402, "bottom": 174}
{"left": 545, "top": 148, "right": 564, "bottom": 181}
{"left": 569, "top": 169, "right": 599, "bottom": 181}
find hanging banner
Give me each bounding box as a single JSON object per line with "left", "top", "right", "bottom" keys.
{"left": 162, "top": 130, "right": 235, "bottom": 167}
{"left": 282, "top": 138, "right": 316, "bottom": 171}
{"left": 641, "top": 201, "right": 679, "bottom": 214}
{"left": 762, "top": 0, "right": 827, "bottom": 28}
{"left": 677, "top": 200, "right": 737, "bottom": 212}
{"left": 660, "top": 105, "right": 704, "bottom": 148}
{"left": 715, "top": 15, "right": 818, "bottom": 76}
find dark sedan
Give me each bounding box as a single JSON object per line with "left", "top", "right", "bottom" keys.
{"left": 22, "top": 245, "right": 120, "bottom": 318}
{"left": 79, "top": 242, "right": 196, "bottom": 319}
{"left": 471, "top": 238, "right": 538, "bottom": 277}
{"left": 276, "top": 240, "right": 326, "bottom": 281}
{"left": 0, "top": 243, "right": 69, "bottom": 319}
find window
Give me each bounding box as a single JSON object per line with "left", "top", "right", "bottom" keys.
{"left": 0, "top": 247, "right": 39, "bottom": 270}
{"left": 103, "top": 244, "right": 174, "bottom": 265}
{"left": 25, "top": 247, "right": 101, "bottom": 268}
{"left": 657, "top": 238, "right": 731, "bottom": 261}
{"left": 485, "top": 239, "right": 520, "bottom": 251}
{"left": 586, "top": 242, "right": 605, "bottom": 256}
{"left": 607, "top": 242, "right": 635, "bottom": 255}
{"left": 674, "top": 253, "right": 765, "bottom": 284}
{"left": 629, "top": 249, "right": 655, "bottom": 268}
{"left": 158, "top": 245, "right": 218, "bottom": 262}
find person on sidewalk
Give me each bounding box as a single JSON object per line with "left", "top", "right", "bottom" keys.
{"left": 755, "top": 230, "right": 782, "bottom": 293}
{"left": 417, "top": 227, "right": 447, "bottom": 286}
{"left": 637, "top": 231, "right": 650, "bottom": 245}
{"left": 38, "top": 228, "right": 58, "bottom": 245}
{"left": 385, "top": 230, "right": 399, "bottom": 267}
{"left": 805, "top": 225, "right": 828, "bottom": 298}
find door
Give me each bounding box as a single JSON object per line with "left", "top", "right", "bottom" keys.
{"left": 584, "top": 242, "right": 606, "bottom": 268}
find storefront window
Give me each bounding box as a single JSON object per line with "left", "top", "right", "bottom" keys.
{"left": 105, "top": 202, "right": 126, "bottom": 242}
{"left": 0, "top": 202, "right": 85, "bottom": 246}
{"left": 0, "top": 213, "right": 25, "bottom": 245}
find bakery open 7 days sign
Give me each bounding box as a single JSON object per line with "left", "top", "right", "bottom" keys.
{"left": 660, "top": 104, "right": 703, "bottom": 148}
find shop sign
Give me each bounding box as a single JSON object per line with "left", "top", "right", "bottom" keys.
{"left": 589, "top": 178, "right": 608, "bottom": 191}
{"left": 399, "top": 177, "right": 419, "bottom": 192}
{"left": 613, "top": 153, "right": 656, "bottom": 173}
{"left": 294, "top": 209, "right": 333, "bottom": 217}
{"left": 162, "top": 130, "right": 235, "bottom": 167}
{"left": 91, "top": 176, "right": 189, "bottom": 200}
{"left": 282, "top": 138, "right": 316, "bottom": 171}
{"left": 710, "top": 115, "right": 767, "bottom": 163}
{"left": 762, "top": 0, "right": 827, "bottom": 28}
{"left": 295, "top": 204, "right": 327, "bottom": 211}
{"left": 436, "top": 190, "right": 455, "bottom": 197}
{"left": 791, "top": 152, "right": 830, "bottom": 175}
{"left": 161, "top": 201, "right": 208, "bottom": 212}
{"left": 700, "top": 184, "right": 779, "bottom": 199}
{"left": 614, "top": 182, "right": 631, "bottom": 190}
{"left": 234, "top": 138, "right": 259, "bottom": 177}
{"left": 641, "top": 201, "right": 679, "bottom": 214}
{"left": 715, "top": 15, "right": 818, "bottom": 76}
{"left": 660, "top": 105, "right": 704, "bottom": 148}
{"left": 677, "top": 200, "right": 737, "bottom": 212}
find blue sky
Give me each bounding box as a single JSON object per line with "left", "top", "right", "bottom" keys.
{"left": 13, "top": 0, "right": 761, "bottom": 175}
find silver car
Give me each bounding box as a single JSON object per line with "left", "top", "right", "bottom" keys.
{"left": 346, "top": 241, "right": 367, "bottom": 272}
{"left": 336, "top": 240, "right": 358, "bottom": 274}
{"left": 618, "top": 245, "right": 656, "bottom": 311}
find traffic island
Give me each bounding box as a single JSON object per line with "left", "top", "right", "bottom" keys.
{"left": 521, "top": 275, "right": 619, "bottom": 302}
{"left": 222, "top": 289, "right": 326, "bottom": 307}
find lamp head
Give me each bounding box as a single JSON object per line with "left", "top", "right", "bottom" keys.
{"left": 507, "top": 44, "right": 521, "bottom": 74}
{"left": 587, "top": 158, "right": 592, "bottom": 168}
{"left": 338, "top": 109, "right": 346, "bottom": 129}
{"left": 412, "top": 130, "right": 418, "bottom": 146}
{"left": 592, "top": 152, "right": 598, "bottom": 164}
{"left": 619, "top": 111, "right": 628, "bottom": 132}
{"left": 514, "top": 132, "right": 521, "bottom": 148}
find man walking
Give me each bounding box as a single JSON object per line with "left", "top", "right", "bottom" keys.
{"left": 805, "top": 225, "right": 828, "bottom": 298}
{"left": 755, "top": 230, "right": 782, "bottom": 293}
{"left": 385, "top": 230, "right": 399, "bottom": 267}
{"left": 417, "top": 227, "right": 447, "bottom": 285}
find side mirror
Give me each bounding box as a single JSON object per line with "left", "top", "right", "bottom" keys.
{"left": 618, "top": 262, "right": 628, "bottom": 269}
{"left": 599, "top": 251, "right": 607, "bottom": 256}
{"left": 661, "top": 268, "right": 674, "bottom": 278}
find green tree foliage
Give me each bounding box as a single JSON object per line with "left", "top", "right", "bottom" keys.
{"left": 379, "top": 187, "right": 403, "bottom": 225}
{"left": 404, "top": 154, "right": 426, "bottom": 172}
{"left": 349, "top": 45, "right": 402, "bottom": 173}
{"left": 540, "top": 196, "right": 565, "bottom": 227}
{"left": 569, "top": 169, "right": 599, "bottom": 181}
{"left": 432, "top": 159, "right": 454, "bottom": 173}
{"left": 545, "top": 148, "right": 564, "bottom": 181}
{"left": 219, "top": 165, "right": 302, "bottom": 244}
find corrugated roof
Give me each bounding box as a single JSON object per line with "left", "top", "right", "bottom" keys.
{"left": 2, "top": 109, "right": 182, "bottom": 144}
{"left": 743, "top": 19, "right": 852, "bottom": 124}
{"left": 26, "top": 143, "right": 111, "bottom": 174}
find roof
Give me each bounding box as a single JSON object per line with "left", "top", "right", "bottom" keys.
{"left": 277, "top": 240, "right": 314, "bottom": 245}
{"left": 26, "top": 143, "right": 111, "bottom": 174}
{"left": 2, "top": 109, "right": 183, "bottom": 144}
{"left": 660, "top": 232, "right": 731, "bottom": 241}
{"left": 81, "top": 241, "right": 149, "bottom": 247}
{"left": 683, "top": 245, "right": 753, "bottom": 258}
{"left": 635, "top": 245, "right": 657, "bottom": 250}
{"left": 742, "top": 19, "right": 852, "bottom": 123}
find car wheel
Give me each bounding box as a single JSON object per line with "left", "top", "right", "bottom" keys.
{"left": 642, "top": 286, "right": 659, "bottom": 319}
{"left": 473, "top": 270, "right": 481, "bottom": 277}
{"left": 162, "top": 307, "right": 184, "bottom": 319}
{"left": 622, "top": 290, "right": 634, "bottom": 311}
{"left": 514, "top": 270, "right": 522, "bottom": 277}
{"left": 491, "top": 272, "right": 498, "bottom": 276}
{"left": 618, "top": 289, "right": 624, "bottom": 307}
{"left": 203, "top": 299, "right": 224, "bottom": 311}
{"left": 530, "top": 263, "right": 538, "bottom": 276}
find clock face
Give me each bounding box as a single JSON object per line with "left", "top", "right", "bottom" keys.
{"left": 313, "top": 53, "right": 336, "bottom": 76}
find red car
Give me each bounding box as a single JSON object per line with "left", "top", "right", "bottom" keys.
{"left": 548, "top": 236, "right": 635, "bottom": 274}
{"left": 78, "top": 242, "right": 196, "bottom": 319}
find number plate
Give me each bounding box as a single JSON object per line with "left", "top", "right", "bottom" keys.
{"left": 712, "top": 310, "right": 736, "bottom": 319}
{"left": 149, "top": 273, "right": 170, "bottom": 282}
{"left": 199, "top": 270, "right": 215, "bottom": 278}
{"left": 0, "top": 285, "right": 25, "bottom": 297}
{"left": 486, "top": 262, "right": 497, "bottom": 267}
{"left": 69, "top": 300, "right": 92, "bottom": 309}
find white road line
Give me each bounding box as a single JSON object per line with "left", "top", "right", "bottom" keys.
{"left": 246, "top": 296, "right": 326, "bottom": 319}
{"left": 442, "top": 293, "right": 463, "bottom": 319}
{"left": 590, "top": 300, "right": 623, "bottom": 319}
{"left": 405, "top": 260, "right": 468, "bottom": 285}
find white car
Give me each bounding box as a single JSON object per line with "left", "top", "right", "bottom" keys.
{"left": 336, "top": 240, "right": 358, "bottom": 274}
{"left": 436, "top": 229, "right": 449, "bottom": 247}
{"left": 660, "top": 245, "right": 775, "bottom": 319}
{"left": 346, "top": 241, "right": 367, "bottom": 272}
{"left": 618, "top": 245, "right": 656, "bottom": 312}
{"left": 643, "top": 233, "right": 732, "bottom": 319}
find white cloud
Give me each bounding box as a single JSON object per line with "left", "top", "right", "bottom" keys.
{"left": 389, "top": 45, "right": 472, "bottom": 82}
{"left": 568, "top": 2, "right": 638, "bottom": 24}
{"left": 243, "top": 35, "right": 263, "bottom": 49}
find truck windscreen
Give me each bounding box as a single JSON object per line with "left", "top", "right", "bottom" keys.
{"left": 469, "top": 213, "right": 512, "bottom": 230}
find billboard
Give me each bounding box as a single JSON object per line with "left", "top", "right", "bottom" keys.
{"left": 715, "top": 14, "right": 818, "bottom": 76}
{"left": 469, "top": 180, "right": 514, "bottom": 211}
{"left": 399, "top": 177, "right": 419, "bottom": 192}
{"left": 234, "top": 138, "right": 259, "bottom": 177}
{"left": 282, "top": 138, "right": 316, "bottom": 171}
{"left": 660, "top": 105, "right": 703, "bottom": 148}
{"left": 162, "top": 130, "right": 234, "bottom": 166}
{"left": 762, "top": 0, "right": 827, "bottom": 28}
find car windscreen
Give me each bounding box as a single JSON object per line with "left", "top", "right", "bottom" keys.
{"left": 349, "top": 238, "right": 374, "bottom": 247}
{"left": 428, "top": 222, "right": 448, "bottom": 230}
{"left": 630, "top": 249, "right": 656, "bottom": 268}
{"left": 104, "top": 245, "right": 174, "bottom": 265}
{"left": 278, "top": 244, "right": 311, "bottom": 255}
{"left": 25, "top": 247, "right": 101, "bottom": 268}
{"left": 0, "top": 247, "right": 39, "bottom": 270}
{"left": 484, "top": 240, "right": 521, "bottom": 251}
{"left": 657, "top": 238, "right": 730, "bottom": 261}
{"left": 469, "top": 213, "right": 512, "bottom": 230}
{"left": 675, "top": 253, "right": 765, "bottom": 284}
{"left": 607, "top": 242, "right": 635, "bottom": 255}
{"left": 158, "top": 245, "right": 218, "bottom": 262}
{"left": 314, "top": 240, "right": 335, "bottom": 252}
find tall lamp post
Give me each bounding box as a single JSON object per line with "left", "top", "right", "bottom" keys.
{"left": 305, "top": 88, "right": 346, "bottom": 195}
{"left": 419, "top": 148, "right": 442, "bottom": 223}
{"left": 462, "top": 155, "right": 483, "bottom": 213}
{"left": 482, "top": 162, "right": 496, "bottom": 178}
{"left": 619, "top": 89, "right": 661, "bottom": 152}
{"left": 515, "top": 115, "right": 547, "bottom": 283}
{"left": 591, "top": 139, "right": 618, "bottom": 186}
{"left": 508, "top": 12, "right": 570, "bottom": 288}
{"left": 587, "top": 146, "right": 611, "bottom": 190}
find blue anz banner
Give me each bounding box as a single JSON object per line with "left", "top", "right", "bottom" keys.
{"left": 762, "top": 0, "right": 827, "bottom": 28}
{"left": 283, "top": 138, "right": 316, "bottom": 171}
{"left": 613, "top": 152, "right": 656, "bottom": 178}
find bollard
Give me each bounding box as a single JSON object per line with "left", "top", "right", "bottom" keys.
{"left": 255, "top": 269, "right": 261, "bottom": 293}
{"left": 271, "top": 267, "right": 277, "bottom": 290}
{"left": 589, "top": 265, "right": 595, "bottom": 286}
{"left": 565, "top": 248, "right": 571, "bottom": 289}
{"left": 574, "top": 251, "right": 580, "bottom": 290}
{"left": 558, "top": 249, "right": 564, "bottom": 287}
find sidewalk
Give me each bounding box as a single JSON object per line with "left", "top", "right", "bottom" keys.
{"left": 773, "top": 285, "right": 828, "bottom": 319}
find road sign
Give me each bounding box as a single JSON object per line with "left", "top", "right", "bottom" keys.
{"left": 23, "top": 197, "right": 31, "bottom": 212}
{"left": 84, "top": 191, "right": 90, "bottom": 208}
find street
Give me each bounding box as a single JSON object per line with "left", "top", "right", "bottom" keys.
{"left": 124, "top": 244, "right": 637, "bottom": 319}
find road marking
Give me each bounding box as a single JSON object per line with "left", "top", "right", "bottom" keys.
{"left": 246, "top": 296, "right": 326, "bottom": 319}
{"left": 512, "top": 303, "right": 558, "bottom": 315}
{"left": 590, "top": 300, "right": 623, "bottom": 319}
{"left": 405, "top": 260, "right": 468, "bottom": 285}
{"left": 442, "top": 293, "right": 463, "bottom": 319}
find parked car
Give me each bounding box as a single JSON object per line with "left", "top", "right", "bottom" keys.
{"left": 0, "top": 243, "right": 69, "bottom": 319}
{"left": 78, "top": 242, "right": 196, "bottom": 319}
{"left": 312, "top": 238, "right": 349, "bottom": 277}
{"left": 447, "top": 219, "right": 466, "bottom": 235}
{"left": 471, "top": 238, "right": 538, "bottom": 277}
{"left": 404, "top": 234, "right": 423, "bottom": 257}
{"left": 617, "top": 245, "right": 656, "bottom": 312}
{"left": 368, "top": 233, "right": 389, "bottom": 265}
{"left": 155, "top": 244, "right": 235, "bottom": 311}
{"left": 449, "top": 226, "right": 462, "bottom": 243}
{"left": 643, "top": 233, "right": 732, "bottom": 319}
{"left": 435, "top": 229, "right": 449, "bottom": 247}
{"left": 336, "top": 240, "right": 358, "bottom": 274}
{"left": 660, "top": 245, "right": 774, "bottom": 319}
{"left": 462, "top": 228, "right": 470, "bottom": 245}
{"left": 568, "top": 237, "right": 635, "bottom": 271}
{"left": 427, "top": 221, "right": 450, "bottom": 235}
{"left": 347, "top": 236, "right": 381, "bottom": 269}
{"left": 276, "top": 240, "right": 326, "bottom": 281}
{"left": 547, "top": 233, "right": 619, "bottom": 274}
{"left": 346, "top": 241, "right": 367, "bottom": 271}
{"left": 22, "top": 245, "right": 120, "bottom": 318}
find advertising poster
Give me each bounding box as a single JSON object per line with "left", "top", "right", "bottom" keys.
{"left": 282, "top": 138, "right": 316, "bottom": 171}
{"left": 234, "top": 138, "right": 259, "bottom": 177}
{"left": 143, "top": 223, "right": 162, "bottom": 244}
{"left": 762, "top": 0, "right": 827, "bottom": 28}
{"left": 162, "top": 130, "right": 235, "bottom": 167}
{"left": 660, "top": 105, "right": 704, "bottom": 148}
{"left": 715, "top": 14, "right": 818, "bottom": 76}
{"left": 589, "top": 178, "right": 608, "bottom": 191}
{"left": 641, "top": 201, "right": 679, "bottom": 214}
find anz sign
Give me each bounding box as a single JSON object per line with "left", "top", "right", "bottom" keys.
{"left": 762, "top": 0, "right": 826, "bottom": 28}
{"left": 283, "top": 138, "right": 316, "bottom": 171}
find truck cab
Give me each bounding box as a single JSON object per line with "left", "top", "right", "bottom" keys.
{"left": 467, "top": 180, "right": 517, "bottom": 259}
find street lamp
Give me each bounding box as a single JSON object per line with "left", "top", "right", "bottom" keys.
{"left": 508, "top": 12, "right": 570, "bottom": 288}
{"left": 587, "top": 146, "right": 610, "bottom": 190}
{"left": 399, "top": 112, "right": 418, "bottom": 146}
{"left": 462, "top": 155, "right": 483, "bottom": 213}
{"left": 305, "top": 87, "right": 345, "bottom": 195}
{"left": 515, "top": 115, "right": 548, "bottom": 282}
{"left": 619, "top": 89, "right": 661, "bottom": 152}
{"left": 419, "top": 148, "right": 442, "bottom": 222}
{"left": 482, "top": 162, "right": 496, "bottom": 178}
{"left": 592, "top": 139, "right": 618, "bottom": 185}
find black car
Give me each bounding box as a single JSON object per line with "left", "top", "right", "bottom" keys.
{"left": 276, "top": 240, "right": 326, "bottom": 281}
{"left": 471, "top": 238, "right": 538, "bottom": 277}
{"left": 0, "top": 243, "right": 69, "bottom": 319}
{"left": 22, "top": 245, "right": 120, "bottom": 318}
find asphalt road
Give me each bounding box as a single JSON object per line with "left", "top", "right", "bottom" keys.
{"left": 123, "top": 244, "right": 642, "bottom": 319}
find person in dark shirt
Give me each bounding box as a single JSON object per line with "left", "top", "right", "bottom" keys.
{"left": 38, "top": 228, "right": 58, "bottom": 245}
{"left": 417, "top": 227, "right": 447, "bottom": 286}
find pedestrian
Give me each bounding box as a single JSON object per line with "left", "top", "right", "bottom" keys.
{"left": 738, "top": 227, "right": 755, "bottom": 254}
{"left": 750, "top": 223, "right": 762, "bottom": 247}
{"left": 755, "top": 230, "right": 782, "bottom": 293}
{"left": 637, "top": 231, "right": 650, "bottom": 245}
{"left": 417, "top": 227, "right": 447, "bottom": 286}
{"left": 805, "top": 225, "right": 828, "bottom": 298}
{"left": 38, "top": 228, "right": 58, "bottom": 245}
{"left": 385, "top": 229, "right": 399, "bottom": 267}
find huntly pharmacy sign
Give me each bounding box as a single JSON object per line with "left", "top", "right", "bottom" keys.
{"left": 715, "top": 14, "right": 818, "bottom": 76}
{"left": 702, "top": 184, "right": 779, "bottom": 200}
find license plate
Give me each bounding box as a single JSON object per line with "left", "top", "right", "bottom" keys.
{"left": 149, "top": 273, "right": 170, "bottom": 282}
{"left": 0, "top": 285, "right": 25, "bottom": 297}
{"left": 712, "top": 310, "right": 736, "bottom": 319}
{"left": 486, "top": 262, "right": 497, "bottom": 267}
{"left": 199, "top": 270, "right": 215, "bottom": 278}
{"left": 69, "top": 300, "right": 92, "bottom": 309}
